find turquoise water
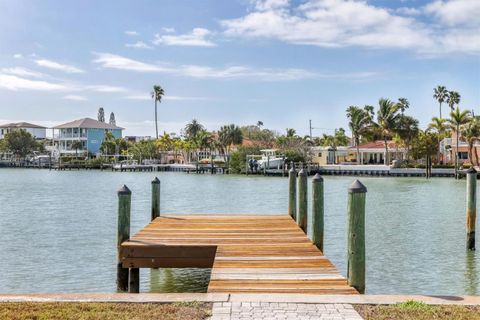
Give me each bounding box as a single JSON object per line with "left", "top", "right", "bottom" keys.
{"left": 0, "top": 169, "right": 478, "bottom": 295}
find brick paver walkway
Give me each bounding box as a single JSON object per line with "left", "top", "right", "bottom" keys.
{"left": 209, "top": 302, "right": 363, "bottom": 320}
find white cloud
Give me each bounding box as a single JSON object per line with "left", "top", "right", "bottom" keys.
{"left": 425, "top": 0, "right": 480, "bottom": 26}
{"left": 125, "top": 41, "right": 153, "bottom": 49}
{"left": 35, "top": 59, "right": 85, "bottom": 73}
{"left": 93, "top": 53, "right": 318, "bottom": 80}
{"left": 161, "top": 27, "right": 175, "bottom": 33}
{"left": 1, "top": 67, "right": 45, "bottom": 78}
{"left": 0, "top": 74, "right": 67, "bottom": 91}
{"left": 125, "top": 31, "right": 139, "bottom": 36}
{"left": 153, "top": 28, "right": 216, "bottom": 47}
{"left": 86, "top": 85, "right": 127, "bottom": 93}
{"left": 221, "top": 0, "right": 480, "bottom": 55}
{"left": 395, "top": 7, "right": 421, "bottom": 15}
{"left": 13, "top": 54, "right": 23, "bottom": 59}
{"left": 63, "top": 95, "right": 88, "bottom": 101}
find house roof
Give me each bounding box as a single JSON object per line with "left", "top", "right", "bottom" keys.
{"left": 352, "top": 140, "right": 400, "bottom": 150}
{"left": 53, "top": 118, "right": 124, "bottom": 130}
{"left": 0, "top": 122, "right": 46, "bottom": 129}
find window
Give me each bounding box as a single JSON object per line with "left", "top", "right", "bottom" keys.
{"left": 458, "top": 152, "right": 468, "bottom": 160}
{"left": 318, "top": 153, "right": 322, "bottom": 157}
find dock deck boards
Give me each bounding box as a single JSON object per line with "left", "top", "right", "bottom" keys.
{"left": 120, "top": 215, "right": 358, "bottom": 294}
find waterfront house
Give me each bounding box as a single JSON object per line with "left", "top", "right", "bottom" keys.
{"left": 0, "top": 122, "right": 46, "bottom": 139}
{"left": 440, "top": 134, "right": 472, "bottom": 165}
{"left": 310, "top": 146, "right": 350, "bottom": 165}
{"left": 350, "top": 140, "right": 406, "bottom": 165}
{"left": 53, "top": 118, "right": 123, "bottom": 155}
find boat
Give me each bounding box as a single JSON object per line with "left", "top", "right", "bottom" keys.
{"left": 257, "top": 149, "right": 285, "bottom": 169}
{"left": 112, "top": 160, "right": 139, "bottom": 170}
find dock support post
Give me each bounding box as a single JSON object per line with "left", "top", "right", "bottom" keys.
{"left": 466, "top": 168, "right": 476, "bottom": 250}
{"left": 288, "top": 162, "right": 297, "bottom": 220}
{"left": 151, "top": 177, "right": 160, "bottom": 221}
{"left": 128, "top": 268, "right": 140, "bottom": 293}
{"left": 117, "top": 185, "right": 131, "bottom": 292}
{"left": 347, "top": 179, "right": 367, "bottom": 294}
{"left": 312, "top": 173, "right": 324, "bottom": 252}
{"left": 298, "top": 164, "right": 308, "bottom": 232}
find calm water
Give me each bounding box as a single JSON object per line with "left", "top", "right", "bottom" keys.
{"left": 0, "top": 168, "right": 478, "bottom": 295}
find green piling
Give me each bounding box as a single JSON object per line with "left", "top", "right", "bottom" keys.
{"left": 312, "top": 173, "right": 324, "bottom": 252}
{"left": 298, "top": 164, "right": 308, "bottom": 232}
{"left": 466, "top": 168, "right": 476, "bottom": 250}
{"left": 151, "top": 177, "right": 160, "bottom": 221}
{"left": 288, "top": 162, "right": 297, "bottom": 220}
{"left": 116, "top": 185, "right": 131, "bottom": 292}
{"left": 347, "top": 179, "right": 366, "bottom": 294}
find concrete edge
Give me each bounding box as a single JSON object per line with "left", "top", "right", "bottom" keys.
{"left": 0, "top": 293, "right": 478, "bottom": 306}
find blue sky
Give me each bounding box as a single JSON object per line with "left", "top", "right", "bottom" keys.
{"left": 0, "top": 0, "right": 479, "bottom": 137}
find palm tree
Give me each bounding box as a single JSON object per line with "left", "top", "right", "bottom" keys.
{"left": 396, "top": 115, "right": 419, "bottom": 162}
{"left": 397, "top": 98, "right": 409, "bottom": 115}
{"left": 448, "top": 107, "right": 471, "bottom": 178}
{"left": 375, "top": 98, "right": 401, "bottom": 165}
{"left": 428, "top": 117, "right": 449, "bottom": 164}
{"left": 185, "top": 119, "right": 204, "bottom": 139}
{"left": 257, "top": 121, "right": 264, "bottom": 129}
{"left": 286, "top": 128, "right": 296, "bottom": 138}
{"left": 346, "top": 105, "right": 373, "bottom": 164}
{"left": 447, "top": 90, "right": 461, "bottom": 111}
{"left": 151, "top": 85, "right": 165, "bottom": 139}
{"left": 461, "top": 117, "right": 480, "bottom": 167}
{"left": 433, "top": 86, "right": 448, "bottom": 118}
{"left": 219, "top": 124, "right": 243, "bottom": 156}
{"left": 71, "top": 140, "right": 83, "bottom": 157}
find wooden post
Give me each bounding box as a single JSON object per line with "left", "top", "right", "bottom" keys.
{"left": 298, "top": 164, "right": 308, "bottom": 232}
{"left": 312, "top": 173, "right": 324, "bottom": 252}
{"left": 288, "top": 162, "right": 297, "bottom": 220}
{"left": 466, "top": 168, "right": 476, "bottom": 250}
{"left": 151, "top": 177, "right": 160, "bottom": 221}
{"left": 347, "top": 179, "right": 367, "bottom": 294}
{"left": 282, "top": 156, "right": 286, "bottom": 177}
{"left": 117, "top": 185, "right": 131, "bottom": 292}
{"left": 128, "top": 268, "right": 140, "bottom": 293}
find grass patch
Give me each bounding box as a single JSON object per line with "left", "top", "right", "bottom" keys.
{"left": 355, "top": 300, "right": 480, "bottom": 320}
{"left": 0, "top": 302, "right": 211, "bottom": 320}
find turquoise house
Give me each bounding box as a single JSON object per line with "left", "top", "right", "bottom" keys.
{"left": 53, "top": 118, "right": 123, "bottom": 155}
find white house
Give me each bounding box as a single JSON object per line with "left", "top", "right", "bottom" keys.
{"left": 0, "top": 122, "right": 47, "bottom": 139}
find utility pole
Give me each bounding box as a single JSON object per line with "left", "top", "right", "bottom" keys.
{"left": 309, "top": 120, "right": 312, "bottom": 140}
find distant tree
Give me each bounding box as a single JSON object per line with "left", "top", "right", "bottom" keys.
{"left": 286, "top": 128, "right": 296, "bottom": 138}
{"left": 448, "top": 107, "right": 471, "bottom": 178}
{"left": 71, "top": 140, "right": 83, "bottom": 157}
{"left": 257, "top": 121, "right": 264, "bottom": 129}
{"left": 4, "top": 129, "right": 38, "bottom": 158}
{"left": 151, "top": 85, "right": 165, "bottom": 139}
{"left": 461, "top": 117, "right": 480, "bottom": 166}
{"left": 109, "top": 112, "right": 116, "bottom": 126}
{"left": 410, "top": 130, "right": 438, "bottom": 178}
{"left": 446, "top": 91, "right": 461, "bottom": 111}
{"left": 433, "top": 85, "right": 448, "bottom": 119}
{"left": 185, "top": 119, "right": 204, "bottom": 139}
{"left": 219, "top": 124, "right": 244, "bottom": 156}
{"left": 346, "top": 105, "right": 373, "bottom": 164}
{"left": 428, "top": 117, "right": 449, "bottom": 164}
{"left": 98, "top": 107, "right": 105, "bottom": 122}
{"left": 395, "top": 115, "right": 419, "bottom": 162}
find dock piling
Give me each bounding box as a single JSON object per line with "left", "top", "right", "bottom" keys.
{"left": 298, "top": 164, "right": 308, "bottom": 233}
{"left": 347, "top": 179, "right": 366, "bottom": 294}
{"left": 466, "top": 168, "right": 477, "bottom": 250}
{"left": 151, "top": 177, "right": 161, "bottom": 221}
{"left": 288, "top": 162, "right": 297, "bottom": 220}
{"left": 128, "top": 268, "right": 140, "bottom": 293}
{"left": 312, "top": 173, "right": 324, "bottom": 252}
{"left": 116, "top": 185, "right": 131, "bottom": 292}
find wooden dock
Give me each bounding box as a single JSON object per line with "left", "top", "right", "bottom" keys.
{"left": 120, "top": 214, "right": 358, "bottom": 295}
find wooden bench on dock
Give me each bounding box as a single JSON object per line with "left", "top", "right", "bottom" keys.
{"left": 120, "top": 214, "right": 358, "bottom": 295}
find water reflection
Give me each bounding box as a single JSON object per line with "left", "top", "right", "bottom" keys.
{"left": 465, "top": 251, "right": 478, "bottom": 295}
{"left": 149, "top": 268, "right": 211, "bottom": 293}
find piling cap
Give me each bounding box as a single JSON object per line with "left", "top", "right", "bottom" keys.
{"left": 152, "top": 177, "right": 161, "bottom": 184}
{"left": 465, "top": 167, "right": 477, "bottom": 174}
{"left": 298, "top": 167, "right": 307, "bottom": 176}
{"left": 289, "top": 161, "right": 296, "bottom": 172}
{"left": 118, "top": 184, "right": 132, "bottom": 195}
{"left": 348, "top": 179, "right": 367, "bottom": 193}
{"left": 312, "top": 173, "right": 324, "bottom": 182}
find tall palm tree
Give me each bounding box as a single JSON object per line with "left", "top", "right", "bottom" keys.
{"left": 448, "top": 107, "right": 471, "bottom": 178}
{"left": 461, "top": 117, "right": 480, "bottom": 167}
{"left": 286, "top": 128, "right": 296, "bottom": 138}
{"left": 346, "top": 105, "right": 373, "bottom": 164}
{"left": 185, "top": 119, "right": 204, "bottom": 139}
{"left": 396, "top": 115, "right": 419, "bottom": 162}
{"left": 433, "top": 86, "right": 448, "bottom": 119}
{"left": 397, "top": 98, "right": 410, "bottom": 115}
{"left": 151, "top": 85, "right": 165, "bottom": 139}
{"left": 375, "top": 98, "right": 401, "bottom": 165}
{"left": 446, "top": 90, "right": 461, "bottom": 111}
{"left": 219, "top": 124, "right": 243, "bottom": 156}
{"left": 428, "top": 117, "right": 449, "bottom": 164}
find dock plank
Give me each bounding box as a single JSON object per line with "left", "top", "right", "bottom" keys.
{"left": 120, "top": 214, "right": 357, "bottom": 295}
